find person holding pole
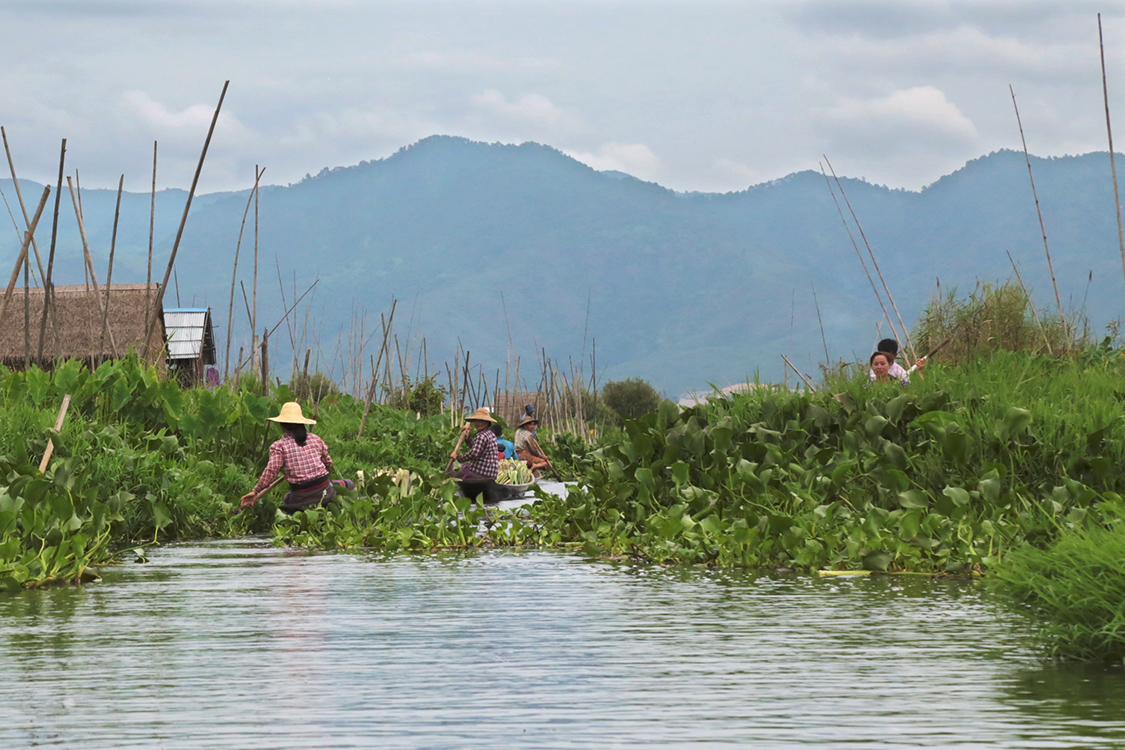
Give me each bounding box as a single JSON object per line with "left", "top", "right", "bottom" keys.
{"left": 868, "top": 338, "right": 924, "bottom": 385}
{"left": 240, "top": 402, "right": 353, "bottom": 513}
{"left": 514, "top": 415, "right": 552, "bottom": 478}
{"left": 448, "top": 408, "right": 499, "bottom": 482}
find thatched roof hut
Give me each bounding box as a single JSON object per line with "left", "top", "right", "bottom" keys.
{"left": 0, "top": 284, "right": 165, "bottom": 368}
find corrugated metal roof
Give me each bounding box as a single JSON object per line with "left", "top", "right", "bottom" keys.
{"left": 164, "top": 308, "right": 213, "bottom": 361}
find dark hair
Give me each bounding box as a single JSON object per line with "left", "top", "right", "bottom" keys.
{"left": 870, "top": 351, "right": 891, "bottom": 366}
{"left": 490, "top": 422, "right": 503, "bottom": 438}
{"left": 877, "top": 338, "right": 899, "bottom": 357}
{"left": 282, "top": 423, "right": 308, "bottom": 446}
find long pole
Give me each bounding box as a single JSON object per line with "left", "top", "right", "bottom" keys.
{"left": 38, "top": 394, "right": 71, "bottom": 473}
{"left": 0, "top": 185, "right": 50, "bottom": 328}
{"left": 819, "top": 163, "right": 900, "bottom": 345}
{"left": 66, "top": 176, "right": 116, "bottom": 354}
{"left": 824, "top": 156, "right": 914, "bottom": 359}
{"left": 1007, "top": 249, "right": 1053, "bottom": 355}
{"left": 144, "top": 80, "right": 229, "bottom": 357}
{"left": 1010, "top": 84, "right": 1067, "bottom": 344}
{"left": 781, "top": 354, "right": 815, "bottom": 391}
{"left": 37, "top": 138, "right": 65, "bottom": 361}
{"left": 224, "top": 169, "right": 264, "bottom": 381}
{"left": 1, "top": 126, "right": 47, "bottom": 284}
{"left": 145, "top": 141, "right": 157, "bottom": 343}
{"left": 1099, "top": 14, "right": 1125, "bottom": 292}
{"left": 99, "top": 175, "right": 124, "bottom": 355}
{"left": 251, "top": 164, "right": 259, "bottom": 371}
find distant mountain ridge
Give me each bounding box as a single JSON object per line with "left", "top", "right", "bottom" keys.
{"left": 1, "top": 136, "right": 1121, "bottom": 396}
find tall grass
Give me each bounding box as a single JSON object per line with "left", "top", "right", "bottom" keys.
{"left": 989, "top": 523, "right": 1125, "bottom": 663}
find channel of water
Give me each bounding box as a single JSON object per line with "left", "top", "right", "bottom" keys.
{"left": 1, "top": 538, "right": 1123, "bottom": 748}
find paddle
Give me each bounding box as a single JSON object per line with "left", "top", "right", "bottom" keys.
{"left": 232, "top": 474, "right": 285, "bottom": 514}
{"left": 906, "top": 337, "right": 952, "bottom": 376}
{"left": 445, "top": 427, "right": 469, "bottom": 474}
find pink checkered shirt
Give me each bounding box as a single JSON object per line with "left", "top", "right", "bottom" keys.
{"left": 459, "top": 429, "right": 499, "bottom": 479}
{"left": 254, "top": 432, "right": 333, "bottom": 493}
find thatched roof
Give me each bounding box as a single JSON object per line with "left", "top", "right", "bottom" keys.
{"left": 0, "top": 284, "right": 165, "bottom": 366}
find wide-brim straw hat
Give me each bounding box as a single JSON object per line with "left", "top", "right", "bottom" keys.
{"left": 268, "top": 401, "right": 317, "bottom": 425}
{"left": 518, "top": 415, "right": 539, "bottom": 427}
{"left": 466, "top": 407, "right": 496, "bottom": 424}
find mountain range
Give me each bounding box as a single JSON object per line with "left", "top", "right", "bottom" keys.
{"left": 1, "top": 135, "right": 1122, "bottom": 397}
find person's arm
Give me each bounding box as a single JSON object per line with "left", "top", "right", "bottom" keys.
{"left": 460, "top": 431, "right": 486, "bottom": 461}
{"left": 527, "top": 434, "right": 548, "bottom": 459}
{"left": 317, "top": 434, "right": 334, "bottom": 474}
{"left": 241, "top": 442, "right": 284, "bottom": 506}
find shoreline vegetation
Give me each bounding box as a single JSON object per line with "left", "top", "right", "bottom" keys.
{"left": 0, "top": 283, "right": 1122, "bottom": 663}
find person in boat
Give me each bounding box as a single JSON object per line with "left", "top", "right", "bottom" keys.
{"left": 239, "top": 402, "right": 354, "bottom": 513}
{"left": 867, "top": 338, "right": 924, "bottom": 385}
{"left": 514, "top": 415, "right": 551, "bottom": 475}
{"left": 448, "top": 408, "right": 499, "bottom": 482}
{"left": 491, "top": 422, "right": 516, "bottom": 460}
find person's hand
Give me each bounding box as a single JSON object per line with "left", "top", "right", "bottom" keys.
{"left": 917, "top": 357, "right": 927, "bottom": 369}
{"left": 460, "top": 423, "right": 472, "bottom": 436}
{"left": 239, "top": 492, "right": 256, "bottom": 508}
{"left": 450, "top": 451, "right": 459, "bottom": 461}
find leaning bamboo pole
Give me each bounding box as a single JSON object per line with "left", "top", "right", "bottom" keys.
{"left": 66, "top": 176, "right": 116, "bottom": 355}
{"left": 1099, "top": 14, "right": 1125, "bottom": 293}
{"left": 144, "top": 80, "right": 229, "bottom": 357}
{"left": 0, "top": 185, "right": 49, "bottom": 328}
{"left": 145, "top": 141, "right": 157, "bottom": 342}
{"left": 1009, "top": 84, "right": 1068, "bottom": 345}
{"left": 823, "top": 156, "right": 913, "bottom": 359}
{"left": 99, "top": 175, "right": 124, "bottom": 355}
{"left": 224, "top": 168, "right": 264, "bottom": 381}
{"left": 37, "top": 139, "right": 65, "bottom": 361}
{"left": 251, "top": 164, "right": 260, "bottom": 372}
{"left": 1007, "top": 249, "right": 1053, "bottom": 355}
{"left": 1, "top": 126, "right": 47, "bottom": 285}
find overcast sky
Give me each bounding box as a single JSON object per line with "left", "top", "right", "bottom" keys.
{"left": 1, "top": 0, "right": 1122, "bottom": 194}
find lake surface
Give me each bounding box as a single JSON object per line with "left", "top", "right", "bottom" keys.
{"left": 1, "top": 538, "right": 1123, "bottom": 749}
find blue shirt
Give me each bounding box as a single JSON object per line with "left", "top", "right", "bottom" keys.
{"left": 496, "top": 438, "right": 516, "bottom": 459}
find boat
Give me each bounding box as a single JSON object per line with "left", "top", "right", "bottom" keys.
{"left": 455, "top": 479, "right": 533, "bottom": 504}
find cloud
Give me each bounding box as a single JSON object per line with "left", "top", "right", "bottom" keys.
{"left": 825, "top": 86, "right": 978, "bottom": 145}
{"left": 566, "top": 143, "right": 662, "bottom": 180}
{"left": 122, "top": 90, "right": 250, "bottom": 141}
{"left": 471, "top": 90, "right": 563, "bottom": 127}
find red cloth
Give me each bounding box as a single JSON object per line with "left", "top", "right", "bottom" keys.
{"left": 253, "top": 432, "right": 333, "bottom": 493}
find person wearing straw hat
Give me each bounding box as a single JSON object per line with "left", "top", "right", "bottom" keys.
{"left": 514, "top": 414, "right": 551, "bottom": 477}
{"left": 448, "top": 407, "right": 499, "bottom": 482}
{"left": 239, "top": 401, "right": 354, "bottom": 513}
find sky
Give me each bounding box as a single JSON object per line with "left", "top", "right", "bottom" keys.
{"left": 1, "top": 0, "right": 1122, "bottom": 195}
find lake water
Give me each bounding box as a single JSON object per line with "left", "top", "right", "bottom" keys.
{"left": 1, "top": 538, "right": 1123, "bottom": 749}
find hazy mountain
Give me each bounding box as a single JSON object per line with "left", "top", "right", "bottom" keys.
{"left": 2, "top": 136, "right": 1121, "bottom": 397}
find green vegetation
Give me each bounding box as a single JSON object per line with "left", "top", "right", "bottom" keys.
{"left": 988, "top": 524, "right": 1125, "bottom": 663}
{"left": 602, "top": 378, "right": 662, "bottom": 423}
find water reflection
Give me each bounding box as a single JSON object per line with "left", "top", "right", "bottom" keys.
{"left": 0, "top": 540, "right": 1122, "bottom": 748}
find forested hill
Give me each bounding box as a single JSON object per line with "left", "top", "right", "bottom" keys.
{"left": 1, "top": 136, "right": 1121, "bottom": 396}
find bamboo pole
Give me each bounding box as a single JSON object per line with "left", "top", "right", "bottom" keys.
{"left": 144, "top": 80, "right": 229, "bottom": 357}
{"left": 812, "top": 282, "right": 830, "bottom": 365}
{"left": 823, "top": 156, "right": 913, "bottom": 359}
{"left": 1009, "top": 84, "right": 1067, "bottom": 344}
{"left": 1099, "top": 14, "right": 1125, "bottom": 293}
{"left": 1006, "top": 249, "right": 1053, "bottom": 355}
{"left": 99, "top": 175, "right": 124, "bottom": 355}
{"left": 0, "top": 185, "right": 49, "bottom": 328}
{"left": 37, "top": 139, "right": 65, "bottom": 361}
{"left": 65, "top": 176, "right": 119, "bottom": 358}
{"left": 357, "top": 300, "right": 395, "bottom": 439}
{"left": 23, "top": 228, "right": 29, "bottom": 368}
{"left": 145, "top": 141, "right": 157, "bottom": 341}
{"left": 38, "top": 394, "right": 71, "bottom": 473}
{"left": 251, "top": 164, "right": 260, "bottom": 372}
{"left": 224, "top": 168, "right": 264, "bottom": 381}
{"left": 781, "top": 354, "right": 815, "bottom": 391}
{"left": 260, "top": 328, "right": 269, "bottom": 397}
{"left": 1, "top": 127, "right": 47, "bottom": 285}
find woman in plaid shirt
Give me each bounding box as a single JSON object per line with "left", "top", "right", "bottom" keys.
{"left": 239, "top": 402, "right": 354, "bottom": 513}
{"left": 448, "top": 407, "right": 499, "bottom": 481}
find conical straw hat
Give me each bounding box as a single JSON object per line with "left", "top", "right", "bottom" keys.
{"left": 268, "top": 401, "right": 317, "bottom": 424}
{"left": 466, "top": 407, "right": 496, "bottom": 423}
{"left": 518, "top": 415, "right": 539, "bottom": 427}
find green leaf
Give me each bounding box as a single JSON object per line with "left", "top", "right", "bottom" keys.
{"left": 863, "top": 552, "right": 893, "bottom": 571}
{"left": 898, "top": 490, "right": 929, "bottom": 509}
{"left": 865, "top": 415, "right": 889, "bottom": 438}
{"left": 671, "top": 461, "right": 690, "bottom": 486}
{"left": 942, "top": 486, "right": 970, "bottom": 507}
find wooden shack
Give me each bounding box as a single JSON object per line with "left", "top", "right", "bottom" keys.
{"left": 0, "top": 284, "right": 165, "bottom": 368}
{"left": 163, "top": 307, "right": 216, "bottom": 386}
